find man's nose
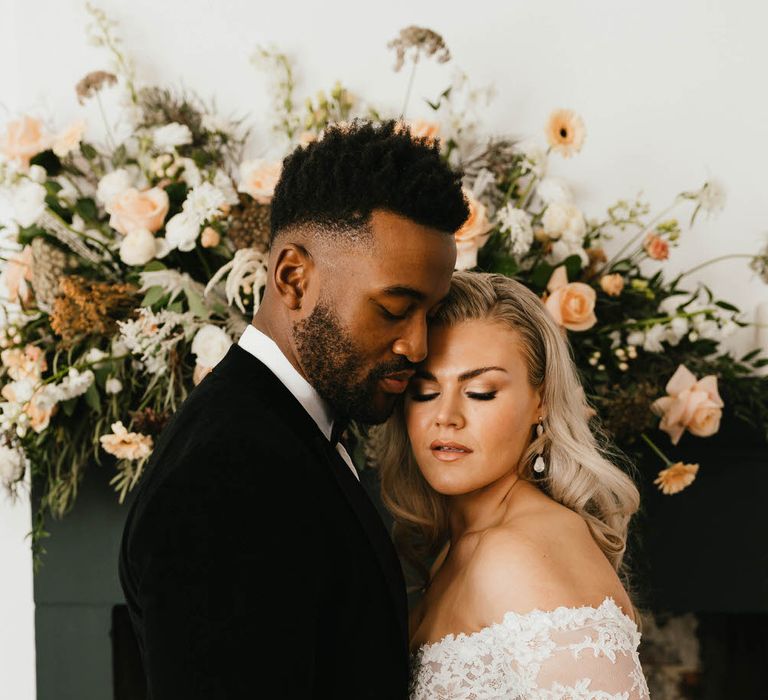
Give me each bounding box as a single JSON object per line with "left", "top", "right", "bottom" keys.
{"left": 392, "top": 315, "right": 428, "bottom": 363}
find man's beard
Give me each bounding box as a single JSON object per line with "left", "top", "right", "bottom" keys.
{"left": 292, "top": 298, "right": 412, "bottom": 424}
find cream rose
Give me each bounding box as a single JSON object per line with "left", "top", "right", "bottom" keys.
{"left": 119, "top": 228, "right": 161, "bottom": 266}
{"left": 544, "top": 265, "right": 597, "bottom": 331}
{"left": 542, "top": 202, "right": 586, "bottom": 243}
{"left": 191, "top": 324, "right": 232, "bottom": 369}
{"left": 52, "top": 120, "right": 86, "bottom": 157}
{"left": 651, "top": 364, "right": 724, "bottom": 445}
{"left": 454, "top": 189, "right": 493, "bottom": 270}
{"left": 107, "top": 187, "right": 169, "bottom": 235}
{"left": 238, "top": 160, "right": 282, "bottom": 204}
{"left": 0, "top": 115, "right": 50, "bottom": 166}
{"left": 26, "top": 386, "right": 58, "bottom": 433}
{"left": 0, "top": 246, "right": 34, "bottom": 304}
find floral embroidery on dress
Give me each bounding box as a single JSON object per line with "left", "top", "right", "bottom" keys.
{"left": 409, "top": 597, "right": 650, "bottom": 699}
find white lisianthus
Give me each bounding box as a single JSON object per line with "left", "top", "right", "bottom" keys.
{"left": 154, "top": 237, "right": 172, "bottom": 259}
{"left": 10, "top": 179, "right": 46, "bottom": 227}
{"left": 0, "top": 444, "right": 28, "bottom": 486}
{"left": 84, "top": 347, "right": 110, "bottom": 367}
{"left": 152, "top": 122, "right": 193, "bottom": 150}
{"left": 97, "top": 169, "right": 134, "bottom": 208}
{"left": 56, "top": 176, "right": 79, "bottom": 205}
{"left": 626, "top": 330, "right": 645, "bottom": 346}
{"left": 546, "top": 239, "right": 589, "bottom": 267}
{"left": 665, "top": 317, "right": 690, "bottom": 346}
{"left": 27, "top": 164, "right": 47, "bottom": 184}
{"left": 517, "top": 140, "right": 547, "bottom": 178}
{"left": 719, "top": 320, "right": 737, "bottom": 337}
{"left": 536, "top": 177, "right": 574, "bottom": 205}
{"left": 694, "top": 318, "right": 720, "bottom": 340}
{"left": 105, "top": 377, "right": 123, "bottom": 394}
{"left": 119, "top": 227, "right": 160, "bottom": 266}
{"left": 642, "top": 324, "right": 666, "bottom": 352}
{"left": 697, "top": 179, "right": 726, "bottom": 215}
{"left": 191, "top": 324, "right": 232, "bottom": 368}
{"left": 165, "top": 212, "right": 200, "bottom": 252}
{"left": 542, "top": 202, "right": 586, "bottom": 243}
{"left": 184, "top": 182, "right": 227, "bottom": 222}
{"left": 180, "top": 157, "right": 202, "bottom": 188}
{"left": 214, "top": 169, "right": 240, "bottom": 206}
{"left": 496, "top": 204, "right": 533, "bottom": 256}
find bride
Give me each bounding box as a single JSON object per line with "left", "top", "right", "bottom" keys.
{"left": 371, "top": 272, "right": 650, "bottom": 699}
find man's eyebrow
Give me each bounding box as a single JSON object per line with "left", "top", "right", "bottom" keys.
{"left": 379, "top": 285, "right": 426, "bottom": 301}
{"left": 415, "top": 366, "right": 509, "bottom": 382}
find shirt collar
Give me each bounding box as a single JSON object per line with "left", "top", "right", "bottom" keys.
{"left": 237, "top": 323, "right": 336, "bottom": 441}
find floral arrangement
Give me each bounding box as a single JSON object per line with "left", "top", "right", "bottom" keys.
{"left": 1, "top": 8, "right": 766, "bottom": 562}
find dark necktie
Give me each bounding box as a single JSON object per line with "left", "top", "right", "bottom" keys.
{"left": 330, "top": 417, "right": 350, "bottom": 448}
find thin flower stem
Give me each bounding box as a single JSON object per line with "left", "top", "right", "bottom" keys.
{"left": 96, "top": 93, "right": 117, "bottom": 151}
{"left": 597, "top": 199, "right": 681, "bottom": 275}
{"left": 640, "top": 432, "right": 672, "bottom": 466}
{"left": 674, "top": 254, "right": 756, "bottom": 281}
{"left": 400, "top": 58, "right": 419, "bottom": 120}
{"left": 598, "top": 308, "right": 713, "bottom": 333}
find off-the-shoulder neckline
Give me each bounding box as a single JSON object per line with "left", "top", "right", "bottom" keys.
{"left": 411, "top": 596, "right": 638, "bottom": 656}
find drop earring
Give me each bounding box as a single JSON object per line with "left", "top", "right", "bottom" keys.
{"left": 533, "top": 416, "right": 546, "bottom": 473}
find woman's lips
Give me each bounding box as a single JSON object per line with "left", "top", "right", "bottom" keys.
{"left": 430, "top": 441, "right": 473, "bottom": 461}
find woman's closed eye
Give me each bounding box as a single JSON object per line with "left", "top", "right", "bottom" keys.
{"left": 409, "top": 390, "right": 498, "bottom": 402}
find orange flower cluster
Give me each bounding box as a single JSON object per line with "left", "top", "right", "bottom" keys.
{"left": 50, "top": 276, "right": 139, "bottom": 346}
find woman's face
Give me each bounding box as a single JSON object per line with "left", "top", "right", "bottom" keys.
{"left": 404, "top": 319, "right": 543, "bottom": 496}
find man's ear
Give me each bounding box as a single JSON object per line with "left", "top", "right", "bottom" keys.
{"left": 272, "top": 243, "right": 314, "bottom": 311}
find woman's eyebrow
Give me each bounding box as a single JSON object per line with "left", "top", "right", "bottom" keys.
{"left": 414, "top": 366, "right": 508, "bottom": 382}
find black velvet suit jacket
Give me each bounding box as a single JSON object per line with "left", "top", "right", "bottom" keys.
{"left": 118, "top": 343, "right": 410, "bottom": 699}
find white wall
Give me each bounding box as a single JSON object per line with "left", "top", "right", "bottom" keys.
{"left": 2, "top": 0, "right": 767, "bottom": 694}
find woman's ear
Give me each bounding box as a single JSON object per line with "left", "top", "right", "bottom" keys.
{"left": 272, "top": 243, "right": 313, "bottom": 311}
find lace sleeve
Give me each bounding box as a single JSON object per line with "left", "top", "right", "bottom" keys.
{"left": 532, "top": 619, "right": 649, "bottom": 699}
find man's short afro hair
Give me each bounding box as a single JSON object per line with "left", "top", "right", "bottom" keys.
{"left": 269, "top": 119, "right": 469, "bottom": 243}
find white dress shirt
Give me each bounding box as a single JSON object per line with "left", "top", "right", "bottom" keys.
{"left": 237, "top": 323, "right": 360, "bottom": 481}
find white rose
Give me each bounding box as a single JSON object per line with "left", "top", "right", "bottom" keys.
{"left": 119, "top": 228, "right": 159, "bottom": 266}
{"left": 165, "top": 212, "right": 200, "bottom": 252}
{"left": 10, "top": 180, "right": 46, "bottom": 227}
{"left": 191, "top": 324, "right": 232, "bottom": 368}
{"left": 105, "top": 377, "right": 123, "bottom": 394}
{"left": 0, "top": 445, "right": 27, "bottom": 486}
{"left": 542, "top": 202, "right": 586, "bottom": 243}
{"left": 152, "top": 122, "right": 193, "bottom": 150}
{"left": 97, "top": 169, "right": 133, "bottom": 208}
{"left": 537, "top": 177, "right": 574, "bottom": 205}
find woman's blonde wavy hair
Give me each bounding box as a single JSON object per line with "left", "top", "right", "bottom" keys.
{"left": 369, "top": 271, "right": 641, "bottom": 601}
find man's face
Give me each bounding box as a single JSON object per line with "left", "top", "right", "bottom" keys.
{"left": 292, "top": 210, "right": 456, "bottom": 424}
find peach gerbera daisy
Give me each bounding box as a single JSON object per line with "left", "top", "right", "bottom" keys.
{"left": 545, "top": 109, "right": 586, "bottom": 158}
{"left": 654, "top": 462, "right": 699, "bottom": 495}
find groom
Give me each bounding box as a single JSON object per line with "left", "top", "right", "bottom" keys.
{"left": 118, "top": 120, "right": 468, "bottom": 699}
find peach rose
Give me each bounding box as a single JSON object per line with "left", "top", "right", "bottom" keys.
{"left": 644, "top": 232, "right": 669, "bottom": 261}
{"left": 0, "top": 116, "right": 50, "bottom": 166}
{"left": 107, "top": 187, "right": 169, "bottom": 235}
{"left": 397, "top": 119, "right": 440, "bottom": 144}
{"left": 52, "top": 120, "right": 86, "bottom": 157}
{"left": 651, "top": 364, "right": 723, "bottom": 445}
{"left": 454, "top": 189, "right": 492, "bottom": 270}
{"left": 1, "top": 345, "right": 47, "bottom": 382}
{"left": 238, "top": 160, "right": 282, "bottom": 204}
{"left": 544, "top": 265, "right": 597, "bottom": 331}
{"left": 193, "top": 364, "right": 212, "bottom": 385}
{"left": 0, "top": 245, "right": 34, "bottom": 304}
{"left": 99, "top": 421, "right": 153, "bottom": 460}
{"left": 599, "top": 273, "right": 624, "bottom": 297}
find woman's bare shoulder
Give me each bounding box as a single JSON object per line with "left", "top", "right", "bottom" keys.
{"left": 463, "top": 504, "right": 632, "bottom": 625}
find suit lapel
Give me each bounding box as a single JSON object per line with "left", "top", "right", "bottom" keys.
{"left": 212, "top": 345, "right": 409, "bottom": 654}
{"left": 314, "top": 433, "right": 409, "bottom": 653}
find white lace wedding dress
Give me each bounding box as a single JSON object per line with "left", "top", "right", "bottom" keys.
{"left": 409, "top": 596, "right": 650, "bottom": 699}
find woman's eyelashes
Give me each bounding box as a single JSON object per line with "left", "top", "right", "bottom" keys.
{"left": 409, "top": 389, "right": 498, "bottom": 402}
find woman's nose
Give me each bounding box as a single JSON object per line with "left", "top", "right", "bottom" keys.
{"left": 434, "top": 393, "right": 465, "bottom": 429}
